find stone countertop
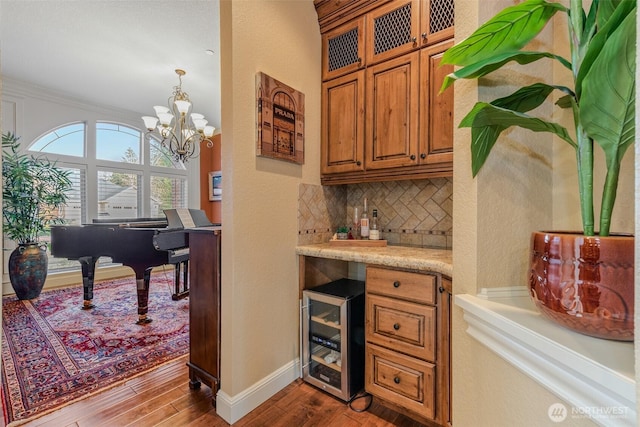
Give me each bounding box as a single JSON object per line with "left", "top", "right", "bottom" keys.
{"left": 296, "top": 243, "right": 452, "bottom": 277}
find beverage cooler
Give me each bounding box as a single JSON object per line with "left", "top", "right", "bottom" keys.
{"left": 301, "top": 278, "right": 365, "bottom": 401}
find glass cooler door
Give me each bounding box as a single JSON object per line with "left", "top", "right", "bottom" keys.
{"left": 302, "top": 291, "right": 348, "bottom": 399}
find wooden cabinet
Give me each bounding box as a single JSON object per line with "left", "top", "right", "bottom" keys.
{"left": 322, "top": 17, "right": 365, "bottom": 81}
{"left": 366, "top": 0, "right": 420, "bottom": 65}
{"left": 365, "top": 51, "right": 419, "bottom": 170}
{"left": 419, "top": 0, "right": 455, "bottom": 46}
{"left": 321, "top": 70, "right": 365, "bottom": 174}
{"left": 316, "top": 0, "right": 454, "bottom": 185}
{"left": 187, "top": 227, "right": 222, "bottom": 404}
{"left": 420, "top": 40, "right": 454, "bottom": 165}
{"left": 365, "top": 266, "right": 450, "bottom": 425}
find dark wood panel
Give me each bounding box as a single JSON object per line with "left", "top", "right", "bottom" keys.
{"left": 187, "top": 228, "right": 222, "bottom": 399}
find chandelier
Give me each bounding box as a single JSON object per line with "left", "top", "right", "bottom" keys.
{"left": 142, "top": 69, "right": 215, "bottom": 162}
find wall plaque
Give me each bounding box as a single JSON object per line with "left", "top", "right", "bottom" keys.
{"left": 255, "top": 72, "right": 305, "bottom": 164}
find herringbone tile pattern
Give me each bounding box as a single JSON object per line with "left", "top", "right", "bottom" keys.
{"left": 298, "top": 178, "right": 453, "bottom": 249}
{"left": 298, "top": 183, "right": 346, "bottom": 245}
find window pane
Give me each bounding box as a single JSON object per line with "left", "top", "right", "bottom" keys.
{"left": 151, "top": 175, "right": 188, "bottom": 216}
{"left": 46, "top": 167, "right": 87, "bottom": 272}
{"left": 29, "top": 123, "right": 85, "bottom": 157}
{"left": 149, "top": 138, "right": 186, "bottom": 169}
{"left": 97, "top": 170, "right": 141, "bottom": 218}
{"left": 96, "top": 122, "right": 141, "bottom": 163}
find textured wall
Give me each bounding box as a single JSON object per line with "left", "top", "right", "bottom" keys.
{"left": 298, "top": 178, "right": 453, "bottom": 248}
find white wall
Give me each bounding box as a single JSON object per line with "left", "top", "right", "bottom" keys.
{"left": 216, "top": 0, "right": 321, "bottom": 422}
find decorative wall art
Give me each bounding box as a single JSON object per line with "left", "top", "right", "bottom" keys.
{"left": 208, "top": 171, "right": 221, "bottom": 201}
{"left": 255, "top": 72, "right": 305, "bottom": 164}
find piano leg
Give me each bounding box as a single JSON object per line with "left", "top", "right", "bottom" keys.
{"left": 172, "top": 260, "right": 190, "bottom": 300}
{"left": 135, "top": 267, "right": 154, "bottom": 324}
{"left": 79, "top": 256, "right": 99, "bottom": 310}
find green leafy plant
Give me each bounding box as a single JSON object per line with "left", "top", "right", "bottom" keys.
{"left": 2, "top": 132, "right": 72, "bottom": 244}
{"left": 441, "top": 0, "right": 635, "bottom": 236}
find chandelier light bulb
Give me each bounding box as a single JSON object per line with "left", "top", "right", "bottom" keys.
{"left": 193, "top": 118, "right": 208, "bottom": 131}
{"left": 157, "top": 112, "right": 174, "bottom": 126}
{"left": 142, "top": 116, "right": 159, "bottom": 131}
{"left": 153, "top": 105, "right": 170, "bottom": 115}
{"left": 174, "top": 100, "right": 191, "bottom": 115}
{"left": 204, "top": 126, "right": 215, "bottom": 138}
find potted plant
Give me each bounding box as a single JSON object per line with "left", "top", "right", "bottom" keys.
{"left": 336, "top": 226, "right": 349, "bottom": 240}
{"left": 441, "top": 0, "right": 635, "bottom": 340}
{"left": 2, "top": 132, "right": 72, "bottom": 299}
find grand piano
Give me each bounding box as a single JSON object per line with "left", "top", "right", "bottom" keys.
{"left": 50, "top": 208, "right": 214, "bottom": 324}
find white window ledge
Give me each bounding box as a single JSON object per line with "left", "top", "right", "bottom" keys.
{"left": 456, "top": 288, "right": 636, "bottom": 427}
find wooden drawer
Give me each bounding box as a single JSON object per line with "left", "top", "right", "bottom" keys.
{"left": 367, "top": 294, "right": 436, "bottom": 361}
{"left": 366, "top": 266, "right": 436, "bottom": 305}
{"left": 366, "top": 343, "right": 435, "bottom": 421}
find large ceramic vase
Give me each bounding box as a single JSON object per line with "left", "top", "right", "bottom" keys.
{"left": 8, "top": 243, "right": 48, "bottom": 300}
{"left": 529, "top": 231, "right": 634, "bottom": 341}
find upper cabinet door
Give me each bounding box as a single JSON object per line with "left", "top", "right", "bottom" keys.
{"left": 366, "top": 0, "right": 420, "bottom": 65}
{"left": 321, "top": 70, "right": 366, "bottom": 175}
{"left": 419, "top": 0, "right": 455, "bottom": 46}
{"left": 365, "top": 51, "right": 420, "bottom": 170}
{"left": 322, "top": 17, "right": 365, "bottom": 81}
{"left": 420, "top": 40, "right": 454, "bottom": 165}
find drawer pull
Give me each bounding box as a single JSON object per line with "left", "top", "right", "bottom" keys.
{"left": 393, "top": 281, "right": 400, "bottom": 288}
{"left": 394, "top": 376, "right": 401, "bottom": 384}
{"left": 393, "top": 323, "right": 400, "bottom": 331}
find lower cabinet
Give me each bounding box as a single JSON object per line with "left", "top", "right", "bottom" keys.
{"left": 365, "top": 265, "right": 451, "bottom": 426}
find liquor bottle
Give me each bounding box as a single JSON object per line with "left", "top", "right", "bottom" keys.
{"left": 369, "top": 209, "right": 380, "bottom": 240}
{"left": 352, "top": 207, "right": 360, "bottom": 239}
{"left": 360, "top": 198, "right": 369, "bottom": 239}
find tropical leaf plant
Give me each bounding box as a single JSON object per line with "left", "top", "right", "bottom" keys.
{"left": 2, "top": 132, "right": 72, "bottom": 245}
{"left": 441, "top": 0, "right": 635, "bottom": 236}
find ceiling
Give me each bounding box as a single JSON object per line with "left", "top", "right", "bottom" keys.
{"left": 0, "top": 0, "right": 221, "bottom": 131}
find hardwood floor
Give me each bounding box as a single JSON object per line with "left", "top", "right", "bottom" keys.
{"left": 13, "top": 355, "right": 427, "bottom": 427}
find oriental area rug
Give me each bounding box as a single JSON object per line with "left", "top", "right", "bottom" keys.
{"left": 1, "top": 272, "right": 189, "bottom": 426}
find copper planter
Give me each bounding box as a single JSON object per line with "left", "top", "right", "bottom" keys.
{"left": 529, "top": 231, "right": 634, "bottom": 341}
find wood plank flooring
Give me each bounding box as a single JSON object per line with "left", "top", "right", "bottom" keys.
{"left": 11, "top": 355, "right": 428, "bottom": 427}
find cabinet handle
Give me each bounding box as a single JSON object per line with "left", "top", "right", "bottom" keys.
{"left": 393, "top": 323, "right": 400, "bottom": 331}
{"left": 422, "top": 32, "right": 427, "bottom": 40}
{"left": 358, "top": 57, "right": 362, "bottom": 65}
{"left": 356, "top": 161, "right": 362, "bottom": 166}
{"left": 394, "top": 377, "right": 401, "bottom": 384}
{"left": 420, "top": 153, "right": 426, "bottom": 159}
{"left": 410, "top": 154, "right": 416, "bottom": 161}
{"left": 393, "top": 281, "right": 400, "bottom": 288}
{"left": 411, "top": 36, "right": 417, "bottom": 45}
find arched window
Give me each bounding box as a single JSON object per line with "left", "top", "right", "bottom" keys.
{"left": 28, "top": 121, "right": 189, "bottom": 273}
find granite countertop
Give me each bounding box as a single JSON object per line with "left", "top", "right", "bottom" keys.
{"left": 296, "top": 243, "right": 452, "bottom": 277}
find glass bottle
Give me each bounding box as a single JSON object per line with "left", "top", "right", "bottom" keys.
{"left": 360, "top": 198, "right": 369, "bottom": 239}
{"left": 352, "top": 207, "right": 360, "bottom": 239}
{"left": 369, "top": 209, "right": 380, "bottom": 240}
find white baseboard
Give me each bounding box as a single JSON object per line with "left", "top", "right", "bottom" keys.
{"left": 216, "top": 358, "right": 301, "bottom": 424}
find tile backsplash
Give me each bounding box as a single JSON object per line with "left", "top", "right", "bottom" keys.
{"left": 298, "top": 178, "right": 453, "bottom": 249}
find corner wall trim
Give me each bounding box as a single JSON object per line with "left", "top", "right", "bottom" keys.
{"left": 216, "top": 358, "right": 301, "bottom": 424}
{"left": 455, "top": 292, "right": 636, "bottom": 427}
